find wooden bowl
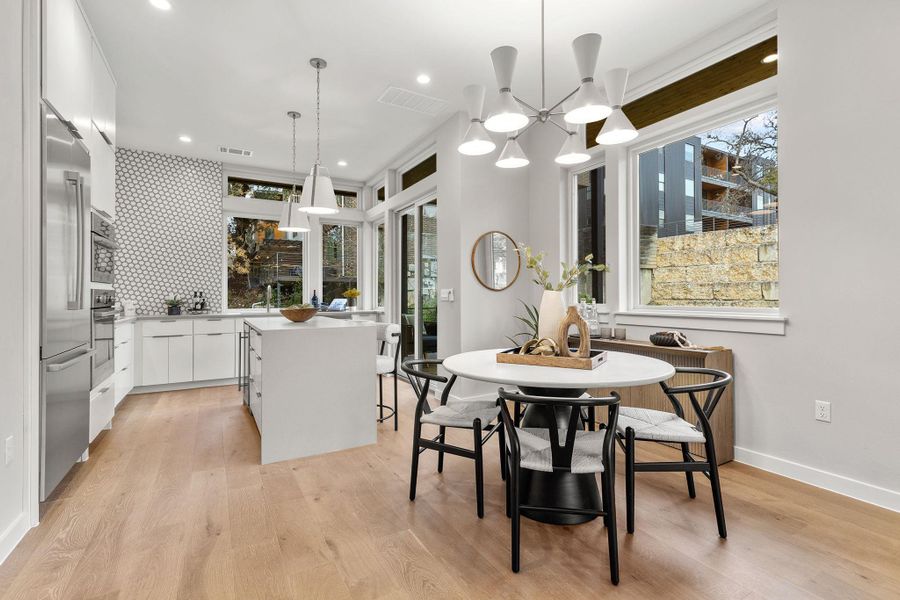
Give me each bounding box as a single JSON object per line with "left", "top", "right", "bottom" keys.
{"left": 279, "top": 307, "right": 317, "bottom": 322}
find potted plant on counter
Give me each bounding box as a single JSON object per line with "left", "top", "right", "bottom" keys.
{"left": 518, "top": 246, "right": 608, "bottom": 341}
{"left": 342, "top": 288, "right": 361, "bottom": 309}
{"left": 165, "top": 296, "right": 185, "bottom": 316}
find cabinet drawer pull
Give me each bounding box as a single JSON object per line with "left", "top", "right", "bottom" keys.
{"left": 120, "top": 366, "right": 128, "bottom": 372}
{"left": 98, "top": 387, "right": 110, "bottom": 394}
{"left": 160, "top": 319, "right": 177, "bottom": 323}
{"left": 207, "top": 332, "right": 225, "bottom": 336}
{"left": 207, "top": 318, "right": 223, "bottom": 321}
{"left": 255, "top": 355, "right": 262, "bottom": 361}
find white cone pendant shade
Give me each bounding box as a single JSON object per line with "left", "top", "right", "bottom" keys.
{"left": 596, "top": 108, "right": 638, "bottom": 145}
{"left": 277, "top": 194, "right": 311, "bottom": 232}
{"left": 595, "top": 67, "right": 638, "bottom": 145}
{"left": 297, "top": 165, "right": 339, "bottom": 214}
{"left": 485, "top": 46, "right": 529, "bottom": 133}
{"left": 565, "top": 33, "right": 611, "bottom": 124}
{"left": 555, "top": 130, "right": 590, "bottom": 165}
{"left": 495, "top": 137, "right": 529, "bottom": 169}
{"left": 458, "top": 84, "right": 496, "bottom": 155}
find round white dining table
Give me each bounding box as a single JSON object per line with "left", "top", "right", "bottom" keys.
{"left": 443, "top": 348, "right": 676, "bottom": 525}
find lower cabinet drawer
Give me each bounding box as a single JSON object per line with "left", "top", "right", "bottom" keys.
{"left": 249, "top": 380, "right": 262, "bottom": 433}
{"left": 115, "top": 364, "right": 133, "bottom": 406}
{"left": 90, "top": 382, "right": 115, "bottom": 442}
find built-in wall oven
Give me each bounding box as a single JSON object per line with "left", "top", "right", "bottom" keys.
{"left": 90, "top": 288, "right": 116, "bottom": 387}
{"left": 91, "top": 211, "right": 116, "bottom": 284}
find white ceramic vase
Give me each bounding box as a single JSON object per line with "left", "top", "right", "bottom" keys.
{"left": 537, "top": 290, "right": 566, "bottom": 341}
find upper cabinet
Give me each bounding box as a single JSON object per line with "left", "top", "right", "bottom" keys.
{"left": 44, "top": 0, "right": 117, "bottom": 218}
{"left": 91, "top": 39, "right": 116, "bottom": 148}
{"left": 43, "top": 0, "right": 93, "bottom": 135}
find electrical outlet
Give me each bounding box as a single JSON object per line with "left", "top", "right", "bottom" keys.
{"left": 4, "top": 436, "right": 12, "bottom": 466}
{"left": 815, "top": 400, "right": 831, "bottom": 423}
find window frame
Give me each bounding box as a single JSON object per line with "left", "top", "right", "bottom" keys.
{"left": 374, "top": 218, "right": 386, "bottom": 308}
{"left": 568, "top": 157, "right": 609, "bottom": 312}
{"left": 621, "top": 84, "right": 785, "bottom": 333}
{"left": 319, "top": 220, "right": 362, "bottom": 305}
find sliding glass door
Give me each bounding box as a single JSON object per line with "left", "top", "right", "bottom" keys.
{"left": 399, "top": 199, "right": 438, "bottom": 363}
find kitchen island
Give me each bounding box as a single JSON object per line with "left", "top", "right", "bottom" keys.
{"left": 243, "top": 315, "right": 377, "bottom": 464}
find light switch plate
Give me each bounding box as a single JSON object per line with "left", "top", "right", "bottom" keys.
{"left": 440, "top": 288, "right": 455, "bottom": 302}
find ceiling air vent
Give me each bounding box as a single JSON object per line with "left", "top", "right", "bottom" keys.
{"left": 218, "top": 146, "right": 253, "bottom": 158}
{"left": 377, "top": 86, "right": 448, "bottom": 116}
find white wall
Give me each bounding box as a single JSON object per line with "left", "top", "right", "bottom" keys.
{"left": 0, "top": 0, "right": 31, "bottom": 562}
{"left": 520, "top": 0, "right": 900, "bottom": 509}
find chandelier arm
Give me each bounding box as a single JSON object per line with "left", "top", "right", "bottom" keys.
{"left": 540, "top": 0, "right": 545, "bottom": 109}
{"left": 513, "top": 95, "right": 541, "bottom": 116}
{"left": 512, "top": 118, "right": 540, "bottom": 140}
{"left": 547, "top": 87, "right": 581, "bottom": 114}
{"left": 546, "top": 118, "right": 572, "bottom": 135}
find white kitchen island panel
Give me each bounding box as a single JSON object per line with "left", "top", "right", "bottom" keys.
{"left": 244, "top": 316, "right": 377, "bottom": 465}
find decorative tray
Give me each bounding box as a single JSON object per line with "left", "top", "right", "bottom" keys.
{"left": 496, "top": 348, "right": 607, "bottom": 370}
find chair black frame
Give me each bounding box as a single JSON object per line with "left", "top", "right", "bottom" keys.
{"left": 403, "top": 359, "right": 505, "bottom": 519}
{"left": 497, "top": 387, "right": 621, "bottom": 585}
{"left": 616, "top": 367, "right": 733, "bottom": 538}
{"left": 377, "top": 328, "right": 402, "bottom": 431}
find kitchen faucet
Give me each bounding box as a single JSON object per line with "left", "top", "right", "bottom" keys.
{"left": 266, "top": 284, "right": 272, "bottom": 313}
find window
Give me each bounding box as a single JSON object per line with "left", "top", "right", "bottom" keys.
{"left": 335, "top": 190, "right": 358, "bottom": 209}
{"left": 401, "top": 154, "right": 437, "bottom": 190}
{"left": 375, "top": 185, "right": 385, "bottom": 203}
{"left": 376, "top": 222, "right": 385, "bottom": 307}
{"left": 227, "top": 176, "right": 357, "bottom": 209}
{"left": 637, "top": 108, "right": 778, "bottom": 308}
{"left": 321, "top": 223, "right": 359, "bottom": 303}
{"left": 574, "top": 165, "right": 606, "bottom": 303}
{"left": 227, "top": 217, "right": 303, "bottom": 308}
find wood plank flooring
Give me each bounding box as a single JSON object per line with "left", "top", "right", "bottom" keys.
{"left": 1, "top": 380, "right": 898, "bottom": 599}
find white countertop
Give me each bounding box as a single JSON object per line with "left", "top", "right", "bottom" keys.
{"left": 244, "top": 315, "right": 377, "bottom": 332}
{"left": 130, "top": 308, "right": 383, "bottom": 321}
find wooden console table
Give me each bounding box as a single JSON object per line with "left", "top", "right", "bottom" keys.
{"left": 574, "top": 337, "right": 734, "bottom": 464}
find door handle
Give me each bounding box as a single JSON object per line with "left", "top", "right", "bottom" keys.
{"left": 47, "top": 349, "right": 95, "bottom": 372}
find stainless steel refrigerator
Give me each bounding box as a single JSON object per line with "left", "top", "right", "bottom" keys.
{"left": 40, "top": 105, "right": 93, "bottom": 501}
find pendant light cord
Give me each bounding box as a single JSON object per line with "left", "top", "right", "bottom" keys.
{"left": 316, "top": 65, "right": 321, "bottom": 166}
{"left": 291, "top": 115, "right": 297, "bottom": 196}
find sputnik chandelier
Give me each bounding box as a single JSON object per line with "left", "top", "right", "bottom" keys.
{"left": 457, "top": 0, "right": 639, "bottom": 168}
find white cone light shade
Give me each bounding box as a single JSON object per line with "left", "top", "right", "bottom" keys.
{"left": 555, "top": 131, "right": 590, "bottom": 165}
{"left": 565, "top": 33, "right": 611, "bottom": 124}
{"left": 604, "top": 67, "right": 629, "bottom": 106}
{"left": 485, "top": 46, "right": 529, "bottom": 132}
{"left": 458, "top": 84, "right": 496, "bottom": 155}
{"left": 496, "top": 137, "right": 529, "bottom": 169}
{"left": 297, "top": 165, "right": 339, "bottom": 214}
{"left": 277, "top": 195, "right": 311, "bottom": 232}
{"left": 596, "top": 108, "right": 638, "bottom": 145}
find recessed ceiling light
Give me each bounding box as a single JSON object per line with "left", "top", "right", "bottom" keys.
{"left": 149, "top": 0, "right": 172, "bottom": 10}
{"left": 416, "top": 74, "right": 431, "bottom": 85}
{"left": 178, "top": 135, "right": 192, "bottom": 143}
{"left": 337, "top": 160, "right": 348, "bottom": 167}
{"left": 762, "top": 53, "right": 778, "bottom": 64}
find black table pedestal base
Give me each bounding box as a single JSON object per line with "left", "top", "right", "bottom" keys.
{"left": 516, "top": 386, "right": 602, "bottom": 525}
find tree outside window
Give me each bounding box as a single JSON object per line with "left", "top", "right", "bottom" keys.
{"left": 321, "top": 223, "right": 359, "bottom": 303}
{"left": 227, "top": 217, "right": 303, "bottom": 308}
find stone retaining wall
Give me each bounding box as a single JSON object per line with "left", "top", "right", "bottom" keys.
{"left": 642, "top": 224, "right": 779, "bottom": 308}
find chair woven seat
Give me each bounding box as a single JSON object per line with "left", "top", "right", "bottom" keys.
{"left": 616, "top": 407, "right": 705, "bottom": 443}
{"left": 420, "top": 400, "right": 500, "bottom": 428}
{"left": 515, "top": 427, "right": 608, "bottom": 474}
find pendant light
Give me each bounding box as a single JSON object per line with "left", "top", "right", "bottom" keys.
{"left": 496, "top": 135, "right": 529, "bottom": 169}
{"left": 555, "top": 126, "right": 590, "bottom": 165}
{"left": 277, "top": 111, "right": 311, "bottom": 233}
{"left": 458, "top": 84, "right": 496, "bottom": 156}
{"left": 564, "top": 34, "right": 612, "bottom": 124}
{"left": 298, "top": 58, "right": 339, "bottom": 215}
{"left": 484, "top": 46, "right": 530, "bottom": 133}
{"left": 596, "top": 68, "right": 638, "bottom": 145}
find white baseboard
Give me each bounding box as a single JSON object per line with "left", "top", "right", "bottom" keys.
{"left": 734, "top": 446, "right": 900, "bottom": 513}
{"left": 0, "top": 512, "right": 29, "bottom": 566}
{"left": 130, "top": 378, "right": 238, "bottom": 395}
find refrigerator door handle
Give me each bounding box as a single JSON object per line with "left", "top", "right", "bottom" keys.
{"left": 76, "top": 175, "right": 86, "bottom": 310}
{"left": 46, "top": 349, "right": 95, "bottom": 372}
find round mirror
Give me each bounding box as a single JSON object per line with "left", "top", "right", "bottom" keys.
{"left": 471, "top": 231, "right": 521, "bottom": 291}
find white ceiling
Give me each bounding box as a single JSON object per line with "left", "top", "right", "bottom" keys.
{"left": 81, "top": 0, "right": 770, "bottom": 183}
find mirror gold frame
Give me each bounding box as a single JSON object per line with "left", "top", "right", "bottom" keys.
{"left": 470, "top": 231, "right": 521, "bottom": 292}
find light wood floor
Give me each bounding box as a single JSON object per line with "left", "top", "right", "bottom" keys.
{"left": 1, "top": 381, "right": 899, "bottom": 599}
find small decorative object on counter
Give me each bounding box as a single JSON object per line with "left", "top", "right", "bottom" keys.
{"left": 650, "top": 330, "right": 698, "bottom": 348}
{"left": 556, "top": 306, "right": 590, "bottom": 358}
{"left": 519, "top": 337, "right": 559, "bottom": 356}
{"left": 599, "top": 327, "right": 612, "bottom": 339}
{"left": 342, "top": 288, "right": 361, "bottom": 308}
{"left": 311, "top": 289, "right": 320, "bottom": 309}
{"left": 165, "top": 296, "right": 184, "bottom": 316}
{"left": 280, "top": 303, "right": 317, "bottom": 323}
{"left": 613, "top": 327, "right": 626, "bottom": 340}
{"left": 518, "top": 245, "right": 608, "bottom": 342}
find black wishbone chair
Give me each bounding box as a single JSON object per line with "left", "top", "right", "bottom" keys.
{"left": 497, "top": 388, "right": 621, "bottom": 585}
{"left": 402, "top": 359, "right": 505, "bottom": 518}
{"left": 615, "top": 367, "right": 733, "bottom": 538}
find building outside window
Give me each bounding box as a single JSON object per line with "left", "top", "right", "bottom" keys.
{"left": 637, "top": 108, "right": 778, "bottom": 308}
{"left": 574, "top": 165, "right": 606, "bottom": 303}
{"left": 227, "top": 176, "right": 357, "bottom": 209}
{"left": 322, "top": 223, "right": 359, "bottom": 303}
{"left": 227, "top": 217, "right": 303, "bottom": 308}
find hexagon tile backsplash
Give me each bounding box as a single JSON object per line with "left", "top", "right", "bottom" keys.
{"left": 114, "top": 148, "right": 223, "bottom": 315}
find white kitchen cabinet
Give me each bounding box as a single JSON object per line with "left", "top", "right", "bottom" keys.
{"left": 114, "top": 321, "right": 134, "bottom": 405}
{"left": 167, "top": 335, "right": 193, "bottom": 383}
{"left": 44, "top": 0, "right": 93, "bottom": 134}
{"left": 193, "top": 333, "right": 236, "bottom": 381}
{"left": 141, "top": 336, "right": 169, "bottom": 386}
{"left": 89, "top": 130, "right": 116, "bottom": 217}
{"left": 89, "top": 379, "right": 114, "bottom": 442}
{"left": 90, "top": 39, "right": 116, "bottom": 147}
